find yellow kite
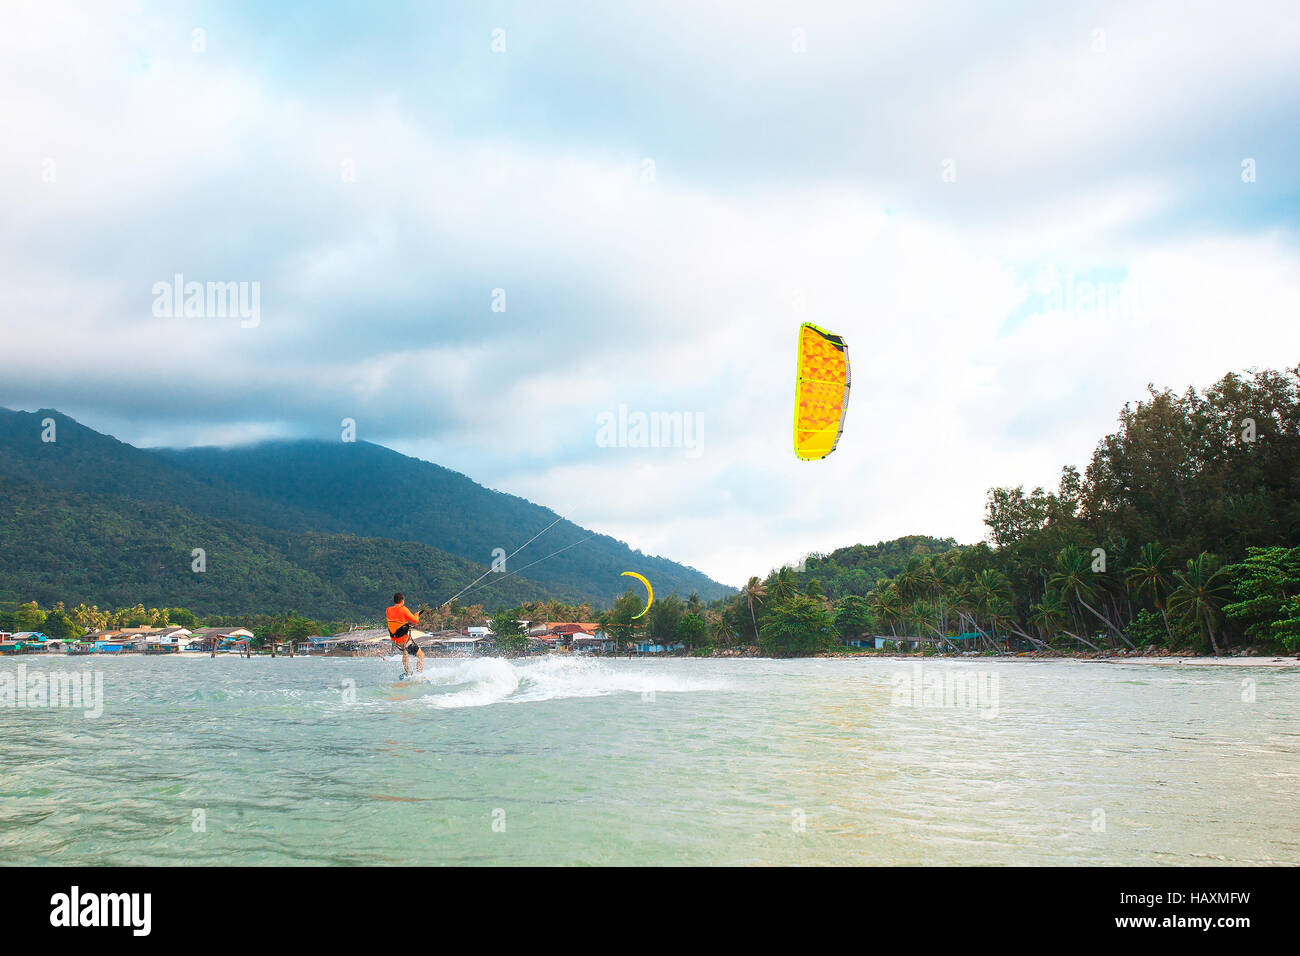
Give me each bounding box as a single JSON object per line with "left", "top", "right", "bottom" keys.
{"left": 793, "top": 322, "right": 850, "bottom": 460}
{"left": 620, "top": 571, "right": 653, "bottom": 619}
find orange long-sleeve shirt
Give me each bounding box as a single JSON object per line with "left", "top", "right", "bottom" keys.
{"left": 386, "top": 603, "right": 419, "bottom": 638}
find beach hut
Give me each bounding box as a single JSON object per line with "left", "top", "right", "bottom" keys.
{"left": 535, "top": 623, "right": 601, "bottom": 649}
{"left": 185, "top": 627, "right": 254, "bottom": 652}
{"left": 572, "top": 633, "right": 615, "bottom": 654}
{"left": 143, "top": 627, "right": 190, "bottom": 653}
{"left": 434, "top": 635, "right": 489, "bottom": 656}
{"left": 316, "top": 627, "right": 393, "bottom": 656}
{"left": 631, "top": 639, "right": 684, "bottom": 655}
{"left": 9, "top": 632, "right": 50, "bottom": 654}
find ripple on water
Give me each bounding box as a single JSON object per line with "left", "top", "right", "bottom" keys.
{"left": 0, "top": 655, "right": 1296, "bottom": 864}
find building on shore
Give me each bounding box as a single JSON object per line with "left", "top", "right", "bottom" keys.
{"left": 572, "top": 633, "right": 615, "bottom": 654}
{"left": 312, "top": 626, "right": 507, "bottom": 657}
{"left": 840, "top": 634, "right": 938, "bottom": 651}
{"left": 143, "top": 627, "right": 192, "bottom": 652}
{"left": 186, "top": 627, "right": 254, "bottom": 652}
{"left": 427, "top": 632, "right": 492, "bottom": 656}
{"left": 631, "top": 639, "right": 685, "bottom": 655}
{"left": 530, "top": 622, "right": 602, "bottom": 650}
{"left": 314, "top": 627, "right": 400, "bottom": 656}
{"left": 1, "top": 632, "right": 48, "bottom": 654}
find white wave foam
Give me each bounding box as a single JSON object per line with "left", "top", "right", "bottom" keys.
{"left": 403, "top": 656, "right": 727, "bottom": 709}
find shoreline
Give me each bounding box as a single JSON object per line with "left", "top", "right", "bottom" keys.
{"left": 9, "top": 649, "right": 1298, "bottom": 667}
{"left": 841, "top": 653, "right": 1300, "bottom": 667}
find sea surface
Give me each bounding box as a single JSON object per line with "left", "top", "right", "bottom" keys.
{"left": 1, "top": 654, "right": 1297, "bottom": 865}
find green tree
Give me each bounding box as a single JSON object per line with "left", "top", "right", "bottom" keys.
{"left": 1050, "top": 545, "right": 1124, "bottom": 644}
{"left": 14, "top": 601, "right": 46, "bottom": 632}
{"left": 488, "top": 606, "right": 529, "bottom": 656}
{"left": 69, "top": 603, "right": 109, "bottom": 632}
{"left": 647, "top": 594, "right": 684, "bottom": 643}
{"left": 707, "top": 611, "right": 732, "bottom": 649}
{"left": 768, "top": 567, "right": 798, "bottom": 604}
{"left": 42, "top": 607, "right": 81, "bottom": 641}
{"left": 740, "top": 577, "right": 767, "bottom": 643}
{"left": 758, "top": 594, "right": 835, "bottom": 657}
{"left": 677, "top": 612, "right": 707, "bottom": 650}
{"left": 870, "top": 581, "right": 903, "bottom": 637}
{"left": 1027, "top": 592, "right": 1067, "bottom": 644}
{"left": 1125, "top": 542, "right": 1175, "bottom": 643}
{"left": 833, "top": 594, "right": 873, "bottom": 639}
{"left": 167, "top": 607, "right": 199, "bottom": 629}
{"left": 1169, "top": 553, "right": 1233, "bottom": 655}
{"left": 598, "top": 591, "right": 644, "bottom": 655}
{"left": 1223, "top": 546, "right": 1300, "bottom": 651}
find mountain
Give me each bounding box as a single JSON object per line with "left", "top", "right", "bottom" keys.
{"left": 0, "top": 408, "right": 730, "bottom": 616}
{"left": 0, "top": 472, "right": 554, "bottom": 618}
{"left": 156, "top": 439, "right": 727, "bottom": 604}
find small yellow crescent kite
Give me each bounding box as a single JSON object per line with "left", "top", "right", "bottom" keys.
{"left": 621, "top": 571, "right": 653, "bottom": 619}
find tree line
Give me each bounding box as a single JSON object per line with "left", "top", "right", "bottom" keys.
{"left": 561, "top": 366, "right": 1300, "bottom": 657}
{"left": 9, "top": 366, "right": 1295, "bottom": 658}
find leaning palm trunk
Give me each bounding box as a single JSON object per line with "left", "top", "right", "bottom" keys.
{"left": 1008, "top": 623, "right": 1051, "bottom": 652}
{"left": 958, "top": 613, "right": 995, "bottom": 653}
{"left": 1076, "top": 590, "right": 1134, "bottom": 649}
{"left": 1062, "top": 629, "right": 1102, "bottom": 651}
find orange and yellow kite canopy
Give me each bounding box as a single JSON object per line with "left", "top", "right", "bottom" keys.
{"left": 793, "top": 322, "right": 850, "bottom": 460}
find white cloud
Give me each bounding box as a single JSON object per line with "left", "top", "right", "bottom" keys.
{"left": 2, "top": 0, "right": 1298, "bottom": 588}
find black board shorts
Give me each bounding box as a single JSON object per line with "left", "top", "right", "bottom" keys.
{"left": 389, "top": 623, "right": 420, "bottom": 653}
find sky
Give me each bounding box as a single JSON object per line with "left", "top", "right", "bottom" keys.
{"left": 2, "top": 0, "right": 1298, "bottom": 587}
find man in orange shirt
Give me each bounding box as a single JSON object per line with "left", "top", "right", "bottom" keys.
{"left": 386, "top": 592, "right": 424, "bottom": 677}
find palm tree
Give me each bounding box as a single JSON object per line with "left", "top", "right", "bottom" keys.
{"left": 1168, "top": 553, "right": 1232, "bottom": 655}
{"left": 1051, "top": 545, "right": 1127, "bottom": 646}
{"left": 870, "top": 580, "right": 902, "bottom": 637}
{"left": 972, "top": 569, "right": 1014, "bottom": 649}
{"left": 1027, "top": 591, "right": 1067, "bottom": 644}
{"left": 740, "top": 577, "right": 767, "bottom": 643}
{"left": 1125, "top": 542, "right": 1174, "bottom": 643}
{"left": 935, "top": 558, "right": 960, "bottom": 634}
{"left": 903, "top": 599, "right": 930, "bottom": 641}
{"left": 707, "top": 611, "right": 732, "bottom": 649}
{"left": 908, "top": 558, "right": 942, "bottom": 633}
{"left": 1100, "top": 534, "right": 1133, "bottom": 627}
{"left": 769, "top": 567, "right": 798, "bottom": 604}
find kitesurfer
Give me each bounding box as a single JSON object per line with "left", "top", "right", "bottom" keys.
{"left": 386, "top": 592, "right": 424, "bottom": 677}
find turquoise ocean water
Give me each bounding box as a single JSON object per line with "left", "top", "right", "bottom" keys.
{"left": 1, "top": 654, "right": 1296, "bottom": 865}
